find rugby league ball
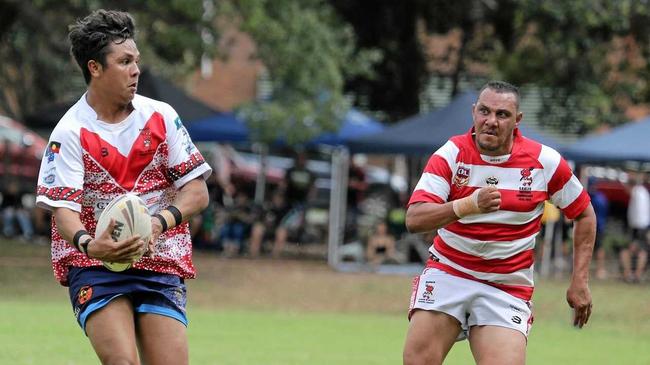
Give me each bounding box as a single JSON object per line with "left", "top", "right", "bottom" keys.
{"left": 95, "top": 193, "right": 152, "bottom": 272}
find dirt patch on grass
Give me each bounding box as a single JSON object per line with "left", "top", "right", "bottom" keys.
{"left": 2, "top": 241, "right": 415, "bottom": 314}
{"left": 190, "top": 253, "right": 413, "bottom": 315}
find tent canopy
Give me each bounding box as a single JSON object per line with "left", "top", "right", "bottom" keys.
{"left": 309, "top": 109, "right": 384, "bottom": 146}
{"left": 24, "top": 68, "right": 219, "bottom": 131}
{"left": 563, "top": 116, "right": 650, "bottom": 163}
{"left": 185, "top": 108, "right": 384, "bottom": 145}
{"left": 347, "top": 91, "right": 563, "bottom": 155}
{"left": 185, "top": 112, "right": 249, "bottom": 143}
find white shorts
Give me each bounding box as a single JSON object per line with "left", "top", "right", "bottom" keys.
{"left": 409, "top": 268, "right": 533, "bottom": 341}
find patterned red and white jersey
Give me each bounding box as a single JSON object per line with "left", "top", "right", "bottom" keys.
{"left": 36, "top": 93, "right": 212, "bottom": 285}
{"left": 409, "top": 128, "right": 590, "bottom": 301}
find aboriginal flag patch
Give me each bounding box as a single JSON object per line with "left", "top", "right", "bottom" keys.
{"left": 48, "top": 141, "right": 61, "bottom": 154}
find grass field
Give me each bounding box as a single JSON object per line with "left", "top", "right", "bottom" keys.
{"left": 1, "top": 240, "right": 649, "bottom": 364}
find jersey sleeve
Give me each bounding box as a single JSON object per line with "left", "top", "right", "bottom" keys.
{"left": 163, "top": 106, "right": 212, "bottom": 188}
{"left": 546, "top": 151, "right": 590, "bottom": 219}
{"left": 35, "top": 126, "right": 84, "bottom": 212}
{"left": 408, "top": 140, "right": 457, "bottom": 206}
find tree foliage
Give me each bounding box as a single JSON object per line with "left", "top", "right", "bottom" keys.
{"left": 217, "top": 0, "right": 380, "bottom": 144}
{"left": 333, "top": 0, "right": 650, "bottom": 134}
{"left": 499, "top": 0, "right": 650, "bottom": 133}
{"left": 5, "top": 0, "right": 650, "bottom": 138}
{"left": 0, "top": 0, "right": 211, "bottom": 120}
{"left": 1, "top": 0, "right": 378, "bottom": 146}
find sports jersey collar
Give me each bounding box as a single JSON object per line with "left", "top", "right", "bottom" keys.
{"left": 78, "top": 92, "right": 141, "bottom": 129}
{"left": 466, "top": 127, "right": 523, "bottom": 163}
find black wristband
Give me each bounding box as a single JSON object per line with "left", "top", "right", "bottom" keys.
{"left": 79, "top": 237, "right": 92, "bottom": 256}
{"left": 153, "top": 213, "right": 168, "bottom": 232}
{"left": 166, "top": 205, "right": 183, "bottom": 226}
{"left": 72, "top": 230, "right": 89, "bottom": 252}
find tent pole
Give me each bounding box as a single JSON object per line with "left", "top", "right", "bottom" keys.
{"left": 328, "top": 146, "right": 349, "bottom": 268}
{"left": 254, "top": 143, "right": 267, "bottom": 204}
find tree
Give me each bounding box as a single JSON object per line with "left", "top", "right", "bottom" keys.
{"left": 217, "top": 0, "right": 380, "bottom": 144}
{"left": 491, "top": 0, "right": 650, "bottom": 133}
{"left": 1, "top": 0, "right": 378, "bottom": 146}
{"left": 332, "top": 0, "right": 650, "bottom": 134}
{"left": 0, "top": 0, "right": 212, "bottom": 121}
{"left": 329, "top": 0, "right": 428, "bottom": 122}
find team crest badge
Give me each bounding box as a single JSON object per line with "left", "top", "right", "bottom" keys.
{"left": 453, "top": 165, "right": 471, "bottom": 188}
{"left": 418, "top": 281, "right": 436, "bottom": 304}
{"left": 520, "top": 167, "right": 534, "bottom": 186}
{"left": 78, "top": 285, "right": 93, "bottom": 305}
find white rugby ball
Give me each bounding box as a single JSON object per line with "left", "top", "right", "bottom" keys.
{"left": 95, "top": 193, "right": 152, "bottom": 272}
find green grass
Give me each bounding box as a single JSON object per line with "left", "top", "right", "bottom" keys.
{"left": 1, "top": 240, "right": 650, "bottom": 364}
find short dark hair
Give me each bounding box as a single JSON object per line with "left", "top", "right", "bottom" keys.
{"left": 479, "top": 80, "right": 520, "bottom": 109}
{"left": 68, "top": 10, "right": 135, "bottom": 84}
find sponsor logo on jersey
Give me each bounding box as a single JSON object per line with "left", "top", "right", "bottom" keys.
{"left": 486, "top": 176, "right": 499, "bottom": 186}
{"left": 177, "top": 124, "right": 195, "bottom": 154}
{"left": 453, "top": 165, "right": 471, "bottom": 188}
{"left": 78, "top": 285, "right": 93, "bottom": 305}
{"left": 42, "top": 167, "right": 56, "bottom": 185}
{"left": 171, "top": 287, "right": 186, "bottom": 311}
{"left": 174, "top": 117, "right": 183, "bottom": 130}
{"left": 509, "top": 304, "right": 525, "bottom": 314}
{"left": 43, "top": 174, "right": 55, "bottom": 184}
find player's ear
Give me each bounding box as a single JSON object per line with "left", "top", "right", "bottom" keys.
{"left": 87, "top": 59, "right": 102, "bottom": 78}
{"left": 515, "top": 111, "right": 523, "bottom": 127}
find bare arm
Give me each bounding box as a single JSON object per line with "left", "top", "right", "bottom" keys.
{"left": 405, "top": 202, "right": 459, "bottom": 233}
{"left": 405, "top": 186, "right": 501, "bottom": 233}
{"left": 53, "top": 207, "right": 144, "bottom": 263}
{"left": 567, "top": 203, "right": 596, "bottom": 328}
{"left": 150, "top": 177, "right": 210, "bottom": 246}
{"left": 170, "top": 177, "right": 210, "bottom": 221}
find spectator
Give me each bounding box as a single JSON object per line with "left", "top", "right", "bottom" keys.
{"left": 366, "top": 221, "right": 397, "bottom": 267}
{"left": 588, "top": 178, "right": 609, "bottom": 279}
{"left": 219, "top": 189, "right": 254, "bottom": 257}
{"left": 387, "top": 191, "right": 408, "bottom": 239}
{"left": 272, "top": 151, "right": 315, "bottom": 258}
{"left": 191, "top": 172, "right": 221, "bottom": 249}
{"left": 2, "top": 180, "right": 34, "bottom": 240}
{"left": 348, "top": 155, "right": 368, "bottom": 210}
{"left": 344, "top": 155, "right": 368, "bottom": 242}
{"left": 620, "top": 171, "right": 649, "bottom": 283}
{"left": 249, "top": 189, "right": 289, "bottom": 257}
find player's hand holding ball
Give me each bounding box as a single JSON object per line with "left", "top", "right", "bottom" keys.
{"left": 146, "top": 215, "right": 165, "bottom": 257}
{"left": 92, "top": 194, "right": 152, "bottom": 271}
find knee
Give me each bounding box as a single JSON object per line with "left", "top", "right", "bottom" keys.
{"left": 99, "top": 354, "right": 139, "bottom": 365}
{"left": 403, "top": 346, "right": 443, "bottom": 365}
{"left": 101, "top": 359, "right": 139, "bottom": 365}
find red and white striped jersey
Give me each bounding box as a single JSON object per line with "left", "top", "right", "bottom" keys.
{"left": 36, "top": 93, "right": 212, "bottom": 285}
{"left": 408, "top": 128, "right": 590, "bottom": 300}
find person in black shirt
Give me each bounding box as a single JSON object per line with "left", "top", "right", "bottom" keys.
{"left": 248, "top": 189, "right": 289, "bottom": 257}
{"left": 272, "top": 152, "right": 315, "bottom": 257}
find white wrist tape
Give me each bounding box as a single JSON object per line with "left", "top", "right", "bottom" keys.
{"left": 452, "top": 189, "right": 481, "bottom": 218}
